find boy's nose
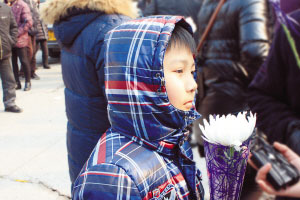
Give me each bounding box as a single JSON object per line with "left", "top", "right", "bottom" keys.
{"left": 187, "top": 77, "right": 197, "bottom": 93}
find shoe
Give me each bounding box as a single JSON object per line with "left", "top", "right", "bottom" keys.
{"left": 15, "top": 82, "right": 22, "bottom": 90}
{"left": 5, "top": 105, "right": 22, "bottom": 113}
{"left": 31, "top": 73, "right": 40, "bottom": 80}
{"left": 43, "top": 65, "right": 50, "bottom": 69}
{"left": 24, "top": 82, "right": 31, "bottom": 91}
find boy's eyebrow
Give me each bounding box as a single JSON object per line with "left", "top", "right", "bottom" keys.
{"left": 169, "top": 58, "right": 195, "bottom": 65}
{"left": 168, "top": 59, "right": 195, "bottom": 69}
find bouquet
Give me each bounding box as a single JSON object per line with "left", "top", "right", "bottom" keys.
{"left": 200, "top": 112, "right": 256, "bottom": 200}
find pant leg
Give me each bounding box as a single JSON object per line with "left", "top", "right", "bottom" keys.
{"left": 0, "top": 58, "right": 16, "bottom": 108}
{"left": 17, "top": 48, "right": 31, "bottom": 83}
{"left": 26, "top": 36, "right": 36, "bottom": 76}
{"left": 34, "top": 40, "right": 40, "bottom": 66}
{"left": 40, "top": 40, "right": 49, "bottom": 67}
{"left": 25, "top": 38, "right": 32, "bottom": 74}
{"left": 30, "top": 36, "right": 37, "bottom": 74}
{"left": 11, "top": 48, "right": 20, "bottom": 83}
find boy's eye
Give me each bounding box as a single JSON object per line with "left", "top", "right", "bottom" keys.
{"left": 175, "top": 69, "right": 183, "bottom": 73}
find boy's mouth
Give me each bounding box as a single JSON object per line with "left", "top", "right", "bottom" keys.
{"left": 184, "top": 100, "right": 193, "bottom": 106}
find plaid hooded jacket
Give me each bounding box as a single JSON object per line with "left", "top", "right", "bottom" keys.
{"left": 72, "top": 16, "right": 205, "bottom": 200}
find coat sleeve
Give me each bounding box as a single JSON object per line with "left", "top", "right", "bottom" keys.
{"left": 248, "top": 26, "right": 300, "bottom": 144}
{"left": 72, "top": 164, "right": 142, "bottom": 200}
{"left": 9, "top": 9, "right": 18, "bottom": 45}
{"left": 238, "top": 0, "right": 271, "bottom": 83}
{"left": 18, "top": 3, "right": 33, "bottom": 36}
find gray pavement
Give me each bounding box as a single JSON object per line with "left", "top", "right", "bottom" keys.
{"left": 0, "top": 53, "right": 71, "bottom": 199}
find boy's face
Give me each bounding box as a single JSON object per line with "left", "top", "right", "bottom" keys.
{"left": 163, "top": 45, "right": 197, "bottom": 111}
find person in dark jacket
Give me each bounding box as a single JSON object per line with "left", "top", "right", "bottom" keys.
{"left": 194, "top": 0, "right": 271, "bottom": 152}
{"left": 40, "top": 0, "right": 137, "bottom": 184}
{"left": 72, "top": 15, "right": 205, "bottom": 200}
{"left": 10, "top": 0, "right": 33, "bottom": 91}
{"left": 143, "top": 0, "right": 188, "bottom": 16}
{"left": 33, "top": 0, "right": 49, "bottom": 69}
{"left": 142, "top": 0, "right": 202, "bottom": 42}
{"left": 34, "top": 18, "right": 49, "bottom": 69}
{"left": 194, "top": 0, "right": 272, "bottom": 199}
{"left": 248, "top": 8, "right": 300, "bottom": 172}
{"left": 137, "top": 0, "right": 151, "bottom": 12}
{"left": 0, "top": 2, "right": 22, "bottom": 112}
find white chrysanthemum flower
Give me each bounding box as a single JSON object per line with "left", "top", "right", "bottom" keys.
{"left": 200, "top": 112, "right": 256, "bottom": 151}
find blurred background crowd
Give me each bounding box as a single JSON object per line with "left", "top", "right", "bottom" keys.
{"left": 0, "top": 0, "right": 54, "bottom": 113}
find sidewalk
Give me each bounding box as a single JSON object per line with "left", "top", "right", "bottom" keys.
{"left": 0, "top": 54, "right": 71, "bottom": 200}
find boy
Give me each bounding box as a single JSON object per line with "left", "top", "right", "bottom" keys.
{"left": 72, "top": 16, "right": 204, "bottom": 200}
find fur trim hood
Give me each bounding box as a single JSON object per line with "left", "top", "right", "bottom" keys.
{"left": 40, "top": 0, "right": 137, "bottom": 24}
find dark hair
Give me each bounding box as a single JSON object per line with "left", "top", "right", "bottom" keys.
{"left": 167, "top": 25, "right": 196, "bottom": 54}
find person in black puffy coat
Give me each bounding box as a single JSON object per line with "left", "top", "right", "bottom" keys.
{"left": 142, "top": 0, "right": 202, "bottom": 42}
{"left": 194, "top": 0, "right": 272, "bottom": 149}
{"left": 193, "top": 0, "right": 273, "bottom": 199}
{"left": 40, "top": 0, "right": 137, "bottom": 185}
{"left": 142, "top": 0, "right": 187, "bottom": 16}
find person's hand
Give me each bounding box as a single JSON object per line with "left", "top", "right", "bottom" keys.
{"left": 272, "top": 142, "right": 300, "bottom": 170}
{"left": 248, "top": 142, "right": 300, "bottom": 170}
{"left": 255, "top": 142, "right": 300, "bottom": 198}
{"left": 256, "top": 163, "right": 300, "bottom": 197}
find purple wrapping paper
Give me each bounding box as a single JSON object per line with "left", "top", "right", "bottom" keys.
{"left": 204, "top": 139, "right": 251, "bottom": 200}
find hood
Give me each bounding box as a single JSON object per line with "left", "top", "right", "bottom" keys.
{"left": 40, "top": 0, "right": 137, "bottom": 24}
{"left": 53, "top": 12, "right": 103, "bottom": 46}
{"left": 104, "top": 15, "right": 200, "bottom": 142}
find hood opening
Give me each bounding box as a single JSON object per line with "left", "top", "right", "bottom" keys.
{"left": 104, "top": 16, "right": 200, "bottom": 142}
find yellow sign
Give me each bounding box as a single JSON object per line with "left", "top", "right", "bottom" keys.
{"left": 48, "top": 31, "right": 56, "bottom": 41}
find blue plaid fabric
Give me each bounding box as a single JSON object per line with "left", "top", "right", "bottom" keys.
{"left": 72, "top": 16, "right": 204, "bottom": 200}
